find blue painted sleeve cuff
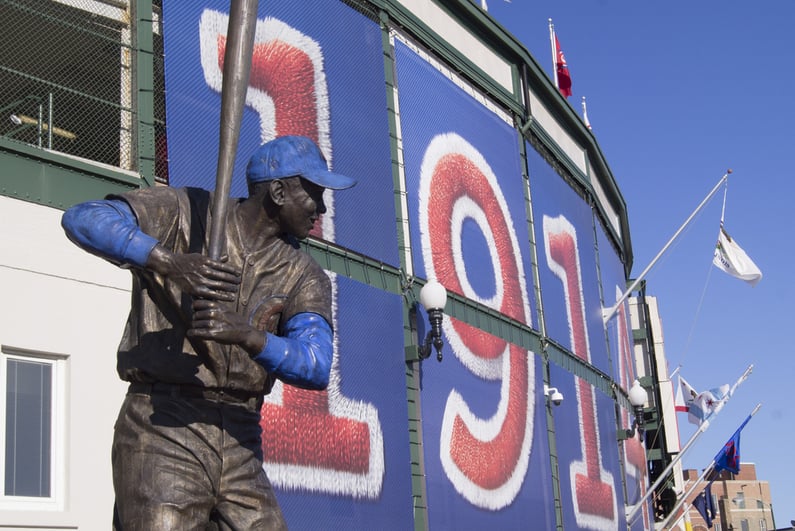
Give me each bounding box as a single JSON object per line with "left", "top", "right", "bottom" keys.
{"left": 251, "top": 312, "right": 333, "bottom": 390}
{"left": 122, "top": 228, "right": 158, "bottom": 267}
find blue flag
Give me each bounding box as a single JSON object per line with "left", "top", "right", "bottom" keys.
{"left": 693, "top": 481, "right": 717, "bottom": 528}
{"left": 713, "top": 413, "right": 752, "bottom": 474}
{"left": 714, "top": 431, "right": 741, "bottom": 473}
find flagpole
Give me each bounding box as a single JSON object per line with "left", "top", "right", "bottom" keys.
{"left": 602, "top": 170, "right": 731, "bottom": 325}
{"left": 626, "top": 364, "right": 752, "bottom": 522}
{"left": 656, "top": 403, "right": 762, "bottom": 530}
{"left": 664, "top": 503, "right": 690, "bottom": 531}
{"left": 656, "top": 458, "right": 715, "bottom": 530}
{"left": 549, "top": 19, "right": 558, "bottom": 89}
{"left": 719, "top": 178, "right": 728, "bottom": 226}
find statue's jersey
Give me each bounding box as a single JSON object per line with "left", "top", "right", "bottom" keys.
{"left": 114, "top": 186, "right": 332, "bottom": 395}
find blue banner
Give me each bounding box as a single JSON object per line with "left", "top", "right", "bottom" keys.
{"left": 549, "top": 365, "right": 626, "bottom": 530}
{"left": 597, "top": 222, "right": 650, "bottom": 530}
{"left": 529, "top": 146, "right": 628, "bottom": 529}
{"left": 266, "top": 276, "right": 413, "bottom": 529}
{"left": 162, "top": 0, "right": 397, "bottom": 265}
{"left": 396, "top": 40, "right": 553, "bottom": 529}
{"left": 161, "top": 3, "right": 412, "bottom": 528}
{"left": 527, "top": 147, "right": 610, "bottom": 375}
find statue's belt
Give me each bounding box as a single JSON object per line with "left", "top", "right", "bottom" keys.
{"left": 128, "top": 382, "right": 263, "bottom": 410}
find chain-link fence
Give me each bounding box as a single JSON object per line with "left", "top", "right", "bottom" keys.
{"left": 0, "top": 0, "right": 167, "bottom": 182}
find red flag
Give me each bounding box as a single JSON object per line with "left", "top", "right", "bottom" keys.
{"left": 553, "top": 33, "right": 572, "bottom": 97}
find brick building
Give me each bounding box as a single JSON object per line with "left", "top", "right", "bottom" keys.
{"left": 684, "top": 464, "right": 776, "bottom": 531}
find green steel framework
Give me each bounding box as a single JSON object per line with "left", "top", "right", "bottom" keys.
{"left": 0, "top": 1, "right": 656, "bottom": 529}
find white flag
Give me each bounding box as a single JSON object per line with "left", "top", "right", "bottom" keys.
{"left": 713, "top": 227, "right": 762, "bottom": 286}
{"left": 582, "top": 97, "right": 592, "bottom": 130}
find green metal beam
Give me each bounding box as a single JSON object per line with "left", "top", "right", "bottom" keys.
{"left": 301, "top": 237, "right": 622, "bottom": 403}
{"left": 133, "top": 0, "right": 156, "bottom": 187}
{"left": 0, "top": 137, "right": 140, "bottom": 208}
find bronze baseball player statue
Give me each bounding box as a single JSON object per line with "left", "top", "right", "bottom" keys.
{"left": 62, "top": 135, "right": 356, "bottom": 529}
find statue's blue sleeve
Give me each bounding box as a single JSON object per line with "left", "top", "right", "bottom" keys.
{"left": 251, "top": 312, "right": 333, "bottom": 390}
{"left": 61, "top": 199, "right": 158, "bottom": 268}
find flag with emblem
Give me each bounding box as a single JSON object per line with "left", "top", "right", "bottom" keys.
{"left": 714, "top": 413, "right": 753, "bottom": 474}
{"left": 678, "top": 376, "right": 728, "bottom": 426}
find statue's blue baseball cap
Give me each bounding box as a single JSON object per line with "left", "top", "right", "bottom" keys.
{"left": 246, "top": 135, "right": 357, "bottom": 190}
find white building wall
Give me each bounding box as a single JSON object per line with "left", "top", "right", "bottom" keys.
{"left": 395, "top": 0, "right": 514, "bottom": 92}
{"left": 630, "top": 295, "right": 686, "bottom": 505}
{"left": 0, "top": 196, "right": 130, "bottom": 530}
{"left": 642, "top": 296, "right": 682, "bottom": 455}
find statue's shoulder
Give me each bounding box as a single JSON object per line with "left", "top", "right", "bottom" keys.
{"left": 116, "top": 186, "right": 205, "bottom": 235}
{"left": 116, "top": 185, "right": 188, "bottom": 208}
{"left": 287, "top": 237, "right": 328, "bottom": 280}
{"left": 270, "top": 235, "right": 321, "bottom": 273}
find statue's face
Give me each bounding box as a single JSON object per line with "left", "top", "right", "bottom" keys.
{"left": 279, "top": 177, "right": 327, "bottom": 239}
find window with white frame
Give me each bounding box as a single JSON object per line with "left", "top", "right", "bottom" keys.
{"left": 0, "top": 347, "right": 66, "bottom": 510}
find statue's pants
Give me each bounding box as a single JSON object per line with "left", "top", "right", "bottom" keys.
{"left": 111, "top": 389, "right": 287, "bottom": 530}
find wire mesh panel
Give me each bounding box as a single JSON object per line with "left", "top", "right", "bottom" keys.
{"left": 152, "top": 0, "right": 167, "bottom": 183}
{"left": 0, "top": 0, "right": 166, "bottom": 181}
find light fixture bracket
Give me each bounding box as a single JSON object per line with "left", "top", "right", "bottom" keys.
{"left": 416, "top": 280, "right": 447, "bottom": 362}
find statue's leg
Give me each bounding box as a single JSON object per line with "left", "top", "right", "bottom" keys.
{"left": 211, "top": 401, "right": 287, "bottom": 531}
{"left": 111, "top": 393, "right": 220, "bottom": 530}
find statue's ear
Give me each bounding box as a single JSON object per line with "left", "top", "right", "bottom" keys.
{"left": 269, "top": 179, "right": 286, "bottom": 206}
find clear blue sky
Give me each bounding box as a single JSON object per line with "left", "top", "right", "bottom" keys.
{"left": 486, "top": 0, "right": 794, "bottom": 524}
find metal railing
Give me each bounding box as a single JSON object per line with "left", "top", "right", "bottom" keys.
{"left": 0, "top": 0, "right": 166, "bottom": 182}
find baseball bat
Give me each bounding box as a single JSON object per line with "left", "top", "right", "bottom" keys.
{"left": 207, "top": 0, "right": 259, "bottom": 260}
